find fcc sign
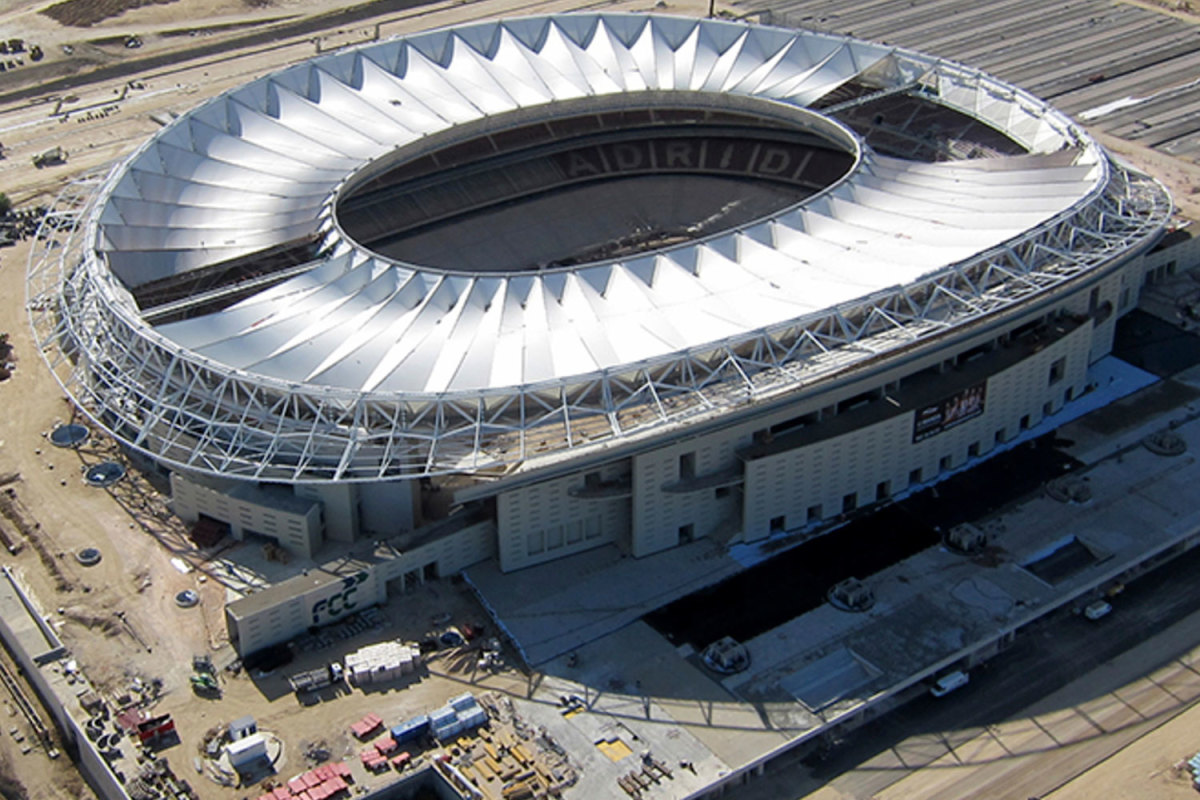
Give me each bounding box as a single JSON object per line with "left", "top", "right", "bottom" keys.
{"left": 311, "top": 571, "right": 370, "bottom": 625}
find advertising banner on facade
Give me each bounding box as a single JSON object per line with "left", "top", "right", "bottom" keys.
{"left": 912, "top": 382, "right": 987, "bottom": 443}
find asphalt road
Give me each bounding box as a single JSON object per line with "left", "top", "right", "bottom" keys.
{"left": 737, "top": 543, "right": 1200, "bottom": 799}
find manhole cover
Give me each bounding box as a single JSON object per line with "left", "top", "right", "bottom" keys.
{"left": 49, "top": 424, "right": 89, "bottom": 448}
{"left": 175, "top": 590, "right": 199, "bottom": 608}
{"left": 84, "top": 461, "right": 125, "bottom": 487}
{"left": 76, "top": 548, "right": 101, "bottom": 566}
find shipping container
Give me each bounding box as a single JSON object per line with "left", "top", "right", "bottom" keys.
{"left": 458, "top": 708, "right": 487, "bottom": 730}
{"left": 432, "top": 720, "right": 462, "bottom": 741}
{"left": 449, "top": 693, "right": 476, "bottom": 713}
{"left": 390, "top": 715, "right": 429, "bottom": 743}
{"left": 429, "top": 706, "right": 456, "bottom": 725}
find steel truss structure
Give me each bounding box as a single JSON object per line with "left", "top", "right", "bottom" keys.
{"left": 28, "top": 14, "right": 1171, "bottom": 483}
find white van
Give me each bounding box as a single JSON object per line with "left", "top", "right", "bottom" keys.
{"left": 930, "top": 670, "right": 970, "bottom": 697}
{"left": 1083, "top": 599, "right": 1112, "bottom": 620}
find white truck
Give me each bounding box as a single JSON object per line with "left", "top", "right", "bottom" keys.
{"left": 288, "top": 662, "right": 344, "bottom": 694}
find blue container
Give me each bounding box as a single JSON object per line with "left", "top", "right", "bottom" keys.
{"left": 391, "top": 714, "right": 429, "bottom": 743}
{"left": 449, "top": 693, "right": 476, "bottom": 712}
{"left": 459, "top": 708, "right": 487, "bottom": 730}
{"left": 430, "top": 706, "right": 457, "bottom": 725}
{"left": 432, "top": 720, "right": 462, "bottom": 741}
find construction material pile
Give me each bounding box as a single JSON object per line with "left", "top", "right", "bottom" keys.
{"left": 344, "top": 641, "right": 419, "bottom": 687}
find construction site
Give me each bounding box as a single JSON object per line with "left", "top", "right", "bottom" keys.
{"left": 6, "top": 2, "right": 1200, "bottom": 800}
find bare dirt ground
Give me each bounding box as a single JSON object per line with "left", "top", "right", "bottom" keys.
{"left": 40, "top": 0, "right": 185, "bottom": 28}
{"left": 1120, "top": 0, "right": 1200, "bottom": 24}
{"left": 0, "top": 232, "right": 213, "bottom": 799}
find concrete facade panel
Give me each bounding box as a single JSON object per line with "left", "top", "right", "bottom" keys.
{"left": 171, "top": 473, "right": 324, "bottom": 558}
{"left": 497, "top": 465, "right": 629, "bottom": 572}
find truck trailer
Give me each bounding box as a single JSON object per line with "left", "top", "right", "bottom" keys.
{"left": 288, "top": 662, "right": 344, "bottom": 694}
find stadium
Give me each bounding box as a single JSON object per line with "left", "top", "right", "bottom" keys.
{"left": 28, "top": 12, "right": 1173, "bottom": 656}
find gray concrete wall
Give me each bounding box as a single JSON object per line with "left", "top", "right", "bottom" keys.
{"left": 229, "top": 518, "right": 495, "bottom": 655}
{"left": 171, "top": 473, "right": 323, "bottom": 558}
{"left": 741, "top": 324, "right": 1092, "bottom": 539}
{"left": 0, "top": 569, "right": 128, "bottom": 800}
{"left": 296, "top": 482, "right": 360, "bottom": 543}
{"left": 359, "top": 480, "right": 419, "bottom": 536}
{"left": 496, "top": 466, "right": 629, "bottom": 572}
{"left": 491, "top": 246, "right": 1148, "bottom": 566}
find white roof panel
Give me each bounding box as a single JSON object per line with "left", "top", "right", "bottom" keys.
{"left": 93, "top": 13, "right": 1101, "bottom": 396}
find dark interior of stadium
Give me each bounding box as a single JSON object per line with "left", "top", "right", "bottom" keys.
{"left": 335, "top": 105, "right": 856, "bottom": 271}
{"left": 331, "top": 88, "right": 1028, "bottom": 272}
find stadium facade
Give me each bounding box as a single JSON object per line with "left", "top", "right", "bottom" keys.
{"left": 28, "top": 13, "right": 1177, "bottom": 655}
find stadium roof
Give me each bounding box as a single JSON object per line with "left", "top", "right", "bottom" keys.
{"left": 29, "top": 14, "right": 1171, "bottom": 481}
{"left": 94, "top": 14, "right": 1101, "bottom": 395}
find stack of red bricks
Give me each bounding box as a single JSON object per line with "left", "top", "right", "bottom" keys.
{"left": 349, "top": 713, "right": 384, "bottom": 740}
{"left": 360, "top": 735, "right": 401, "bottom": 771}
{"left": 257, "top": 762, "right": 353, "bottom": 800}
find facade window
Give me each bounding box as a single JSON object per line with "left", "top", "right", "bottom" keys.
{"left": 1065, "top": 387, "right": 1074, "bottom": 403}
{"left": 909, "top": 468, "right": 923, "bottom": 487}
{"left": 715, "top": 486, "right": 731, "bottom": 499}
{"left": 770, "top": 515, "right": 786, "bottom": 532}
{"left": 1048, "top": 357, "right": 1065, "bottom": 386}
{"left": 1043, "top": 401, "right": 1053, "bottom": 417}
{"left": 679, "top": 452, "right": 695, "bottom": 480}
{"left": 807, "top": 504, "right": 822, "bottom": 523}
{"left": 995, "top": 428, "right": 1007, "bottom": 444}
{"left": 837, "top": 391, "right": 875, "bottom": 414}
{"left": 842, "top": 493, "right": 857, "bottom": 513}
{"left": 1020, "top": 414, "right": 1031, "bottom": 431}
{"left": 875, "top": 481, "right": 890, "bottom": 502}
{"left": 678, "top": 523, "right": 695, "bottom": 544}
{"left": 939, "top": 455, "right": 952, "bottom": 472}
{"left": 968, "top": 441, "right": 980, "bottom": 458}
